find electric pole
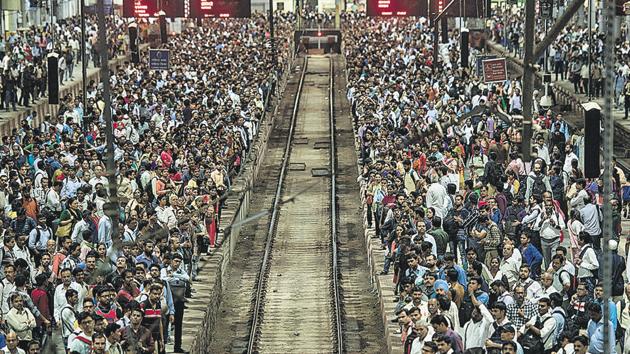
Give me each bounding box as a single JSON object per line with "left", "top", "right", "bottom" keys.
{"left": 96, "top": 0, "right": 119, "bottom": 242}
{"left": 601, "top": 0, "right": 616, "bottom": 351}
{"left": 80, "top": 0, "right": 87, "bottom": 118}
{"left": 521, "top": 0, "right": 536, "bottom": 161}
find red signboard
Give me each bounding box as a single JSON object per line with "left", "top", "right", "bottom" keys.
{"left": 122, "top": 0, "right": 184, "bottom": 18}
{"left": 366, "top": 0, "right": 429, "bottom": 16}
{"left": 482, "top": 58, "right": 507, "bottom": 83}
{"left": 187, "top": 0, "right": 251, "bottom": 18}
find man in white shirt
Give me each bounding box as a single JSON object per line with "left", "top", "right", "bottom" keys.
{"left": 60, "top": 288, "right": 79, "bottom": 347}
{"left": 0, "top": 264, "right": 16, "bottom": 315}
{"left": 426, "top": 175, "right": 448, "bottom": 219}
{"left": 519, "top": 297, "right": 557, "bottom": 352}
{"left": 53, "top": 268, "right": 82, "bottom": 324}
{"left": 569, "top": 179, "right": 588, "bottom": 212}
{"left": 98, "top": 212, "right": 113, "bottom": 248}
{"left": 45, "top": 182, "right": 63, "bottom": 213}
{"left": 576, "top": 232, "right": 599, "bottom": 293}
{"left": 461, "top": 303, "right": 492, "bottom": 352}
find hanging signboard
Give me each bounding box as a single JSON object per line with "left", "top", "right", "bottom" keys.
{"left": 149, "top": 49, "right": 170, "bottom": 71}
{"left": 482, "top": 57, "right": 507, "bottom": 83}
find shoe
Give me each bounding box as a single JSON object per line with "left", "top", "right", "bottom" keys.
{"left": 379, "top": 271, "right": 388, "bottom": 275}
{"left": 173, "top": 348, "right": 189, "bottom": 353}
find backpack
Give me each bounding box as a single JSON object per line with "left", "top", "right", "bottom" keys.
{"left": 579, "top": 245, "right": 599, "bottom": 280}
{"left": 559, "top": 269, "right": 577, "bottom": 297}
{"left": 611, "top": 255, "right": 626, "bottom": 297}
{"left": 529, "top": 174, "right": 547, "bottom": 197}
{"left": 145, "top": 176, "right": 158, "bottom": 203}
{"left": 518, "top": 316, "right": 553, "bottom": 354}
{"left": 550, "top": 175, "right": 564, "bottom": 200}
{"left": 31, "top": 226, "right": 51, "bottom": 251}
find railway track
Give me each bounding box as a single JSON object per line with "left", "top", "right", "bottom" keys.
{"left": 247, "top": 55, "right": 342, "bottom": 353}
{"left": 208, "top": 55, "right": 385, "bottom": 354}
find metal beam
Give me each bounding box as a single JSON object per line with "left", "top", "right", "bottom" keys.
{"left": 433, "top": 0, "right": 457, "bottom": 22}
{"left": 521, "top": 0, "right": 536, "bottom": 161}
{"left": 532, "top": 0, "right": 583, "bottom": 61}
{"left": 601, "top": 0, "right": 616, "bottom": 352}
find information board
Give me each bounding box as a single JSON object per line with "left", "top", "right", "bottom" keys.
{"left": 366, "top": 0, "right": 429, "bottom": 16}
{"left": 149, "top": 49, "right": 170, "bottom": 71}
{"left": 187, "top": 0, "right": 251, "bottom": 17}
{"left": 123, "top": 0, "right": 185, "bottom": 18}
{"left": 482, "top": 58, "right": 507, "bottom": 83}
{"left": 429, "top": 0, "right": 485, "bottom": 18}
{"left": 475, "top": 54, "right": 496, "bottom": 77}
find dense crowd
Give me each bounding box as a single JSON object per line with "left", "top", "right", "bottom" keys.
{"left": 0, "top": 15, "right": 128, "bottom": 112}
{"left": 488, "top": 5, "right": 630, "bottom": 110}
{"left": 345, "top": 14, "right": 628, "bottom": 354}
{"left": 0, "top": 13, "right": 292, "bottom": 354}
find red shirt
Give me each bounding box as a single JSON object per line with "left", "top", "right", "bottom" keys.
{"left": 31, "top": 288, "right": 51, "bottom": 326}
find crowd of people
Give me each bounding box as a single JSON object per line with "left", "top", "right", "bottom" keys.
{"left": 0, "top": 12, "right": 292, "bottom": 354}
{"left": 488, "top": 4, "right": 630, "bottom": 109}
{"left": 345, "top": 13, "right": 628, "bottom": 354}
{"left": 0, "top": 14, "right": 129, "bottom": 112}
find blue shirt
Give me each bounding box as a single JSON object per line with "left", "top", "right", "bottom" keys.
{"left": 587, "top": 319, "right": 617, "bottom": 354}
{"left": 551, "top": 308, "right": 566, "bottom": 345}
{"left": 594, "top": 299, "right": 618, "bottom": 332}
{"left": 521, "top": 244, "right": 543, "bottom": 268}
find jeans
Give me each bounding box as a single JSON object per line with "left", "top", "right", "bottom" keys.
{"left": 67, "top": 63, "right": 74, "bottom": 80}
{"left": 541, "top": 237, "right": 560, "bottom": 269}
{"left": 4, "top": 89, "right": 16, "bottom": 111}
{"left": 174, "top": 300, "right": 185, "bottom": 349}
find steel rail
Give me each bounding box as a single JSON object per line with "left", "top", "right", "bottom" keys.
{"left": 329, "top": 57, "right": 344, "bottom": 354}
{"left": 246, "top": 56, "right": 308, "bottom": 354}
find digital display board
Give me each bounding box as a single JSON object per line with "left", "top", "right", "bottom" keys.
{"left": 429, "top": 0, "right": 485, "bottom": 17}
{"left": 122, "top": 0, "right": 185, "bottom": 18}
{"left": 366, "top": 0, "right": 429, "bottom": 16}
{"left": 187, "top": 0, "right": 251, "bottom": 18}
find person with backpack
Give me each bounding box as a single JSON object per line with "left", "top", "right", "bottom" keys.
{"left": 483, "top": 151, "right": 503, "bottom": 191}
{"left": 27, "top": 214, "right": 52, "bottom": 267}
{"left": 525, "top": 160, "right": 552, "bottom": 201}
{"left": 549, "top": 293, "right": 567, "bottom": 350}
{"left": 575, "top": 232, "right": 599, "bottom": 295}
{"left": 518, "top": 194, "right": 544, "bottom": 253}
{"left": 586, "top": 302, "right": 617, "bottom": 354}
{"left": 539, "top": 202, "right": 566, "bottom": 269}
{"left": 518, "top": 297, "right": 557, "bottom": 354}
{"left": 468, "top": 146, "right": 487, "bottom": 181}
{"left": 607, "top": 239, "right": 626, "bottom": 300}
{"left": 402, "top": 159, "right": 421, "bottom": 194}
{"left": 550, "top": 254, "right": 575, "bottom": 309}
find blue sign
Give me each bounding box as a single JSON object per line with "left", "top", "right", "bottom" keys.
{"left": 149, "top": 49, "right": 170, "bottom": 71}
